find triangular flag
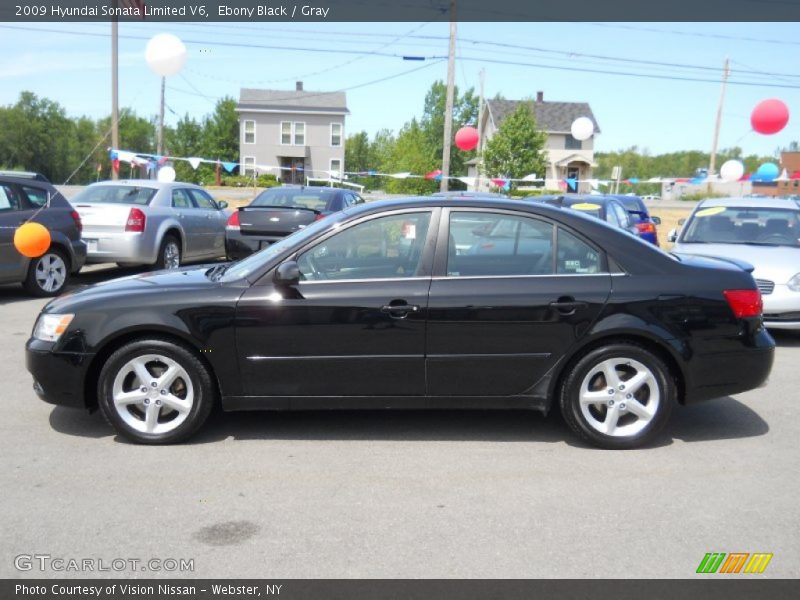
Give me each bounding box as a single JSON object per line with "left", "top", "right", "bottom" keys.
{"left": 521, "top": 173, "right": 539, "bottom": 182}
{"left": 187, "top": 157, "right": 202, "bottom": 170}
{"left": 390, "top": 172, "right": 411, "bottom": 179}
{"left": 777, "top": 168, "right": 790, "bottom": 182}
{"left": 221, "top": 162, "right": 237, "bottom": 173}
{"left": 566, "top": 177, "right": 578, "bottom": 191}
{"left": 425, "top": 169, "right": 443, "bottom": 181}
{"left": 791, "top": 171, "right": 800, "bottom": 180}
{"left": 457, "top": 177, "right": 476, "bottom": 187}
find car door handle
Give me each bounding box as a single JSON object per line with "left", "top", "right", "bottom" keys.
{"left": 381, "top": 303, "right": 420, "bottom": 319}
{"left": 549, "top": 298, "right": 588, "bottom": 315}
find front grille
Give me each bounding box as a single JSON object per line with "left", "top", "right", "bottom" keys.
{"left": 756, "top": 279, "right": 775, "bottom": 295}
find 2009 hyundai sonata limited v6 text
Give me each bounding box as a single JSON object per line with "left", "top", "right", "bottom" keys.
{"left": 26, "top": 198, "right": 774, "bottom": 449}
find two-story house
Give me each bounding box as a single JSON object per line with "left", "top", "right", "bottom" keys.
{"left": 467, "top": 92, "right": 600, "bottom": 192}
{"left": 236, "top": 83, "right": 349, "bottom": 184}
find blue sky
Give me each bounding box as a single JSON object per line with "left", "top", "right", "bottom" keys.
{"left": 1, "top": 21, "right": 799, "bottom": 158}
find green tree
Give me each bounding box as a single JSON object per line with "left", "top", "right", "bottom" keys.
{"left": 420, "top": 80, "right": 479, "bottom": 178}
{"left": 165, "top": 114, "right": 205, "bottom": 183}
{"left": 344, "top": 131, "right": 372, "bottom": 173}
{"left": 201, "top": 97, "right": 239, "bottom": 161}
{"left": 481, "top": 102, "right": 548, "bottom": 184}
{"left": 383, "top": 119, "right": 438, "bottom": 194}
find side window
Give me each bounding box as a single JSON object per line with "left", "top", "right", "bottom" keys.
{"left": 557, "top": 228, "right": 602, "bottom": 274}
{"left": 605, "top": 205, "right": 619, "bottom": 227}
{"left": 615, "top": 204, "right": 631, "bottom": 228}
{"left": 172, "top": 189, "right": 193, "bottom": 209}
{"left": 353, "top": 194, "right": 365, "bottom": 205}
{"left": 21, "top": 185, "right": 49, "bottom": 207}
{"left": 447, "top": 212, "right": 554, "bottom": 277}
{"left": 0, "top": 185, "right": 21, "bottom": 212}
{"left": 189, "top": 189, "right": 218, "bottom": 210}
{"left": 297, "top": 212, "right": 432, "bottom": 282}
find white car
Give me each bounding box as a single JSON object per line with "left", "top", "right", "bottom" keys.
{"left": 670, "top": 197, "right": 800, "bottom": 330}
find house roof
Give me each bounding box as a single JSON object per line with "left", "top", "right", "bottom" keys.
{"left": 237, "top": 88, "right": 349, "bottom": 114}
{"left": 487, "top": 99, "right": 599, "bottom": 134}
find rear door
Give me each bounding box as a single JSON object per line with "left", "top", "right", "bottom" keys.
{"left": 425, "top": 208, "right": 612, "bottom": 397}
{"left": 0, "top": 183, "right": 33, "bottom": 282}
{"left": 171, "top": 188, "right": 204, "bottom": 258}
{"left": 188, "top": 188, "right": 226, "bottom": 258}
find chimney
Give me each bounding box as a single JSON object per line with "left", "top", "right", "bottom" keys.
{"left": 296, "top": 81, "right": 303, "bottom": 91}
{"left": 536, "top": 91, "right": 544, "bottom": 102}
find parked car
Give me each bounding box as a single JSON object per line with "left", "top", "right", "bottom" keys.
{"left": 71, "top": 180, "right": 228, "bottom": 269}
{"left": 670, "top": 197, "right": 800, "bottom": 330}
{"left": 641, "top": 195, "right": 661, "bottom": 202}
{"left": 0, "top": 176, "right": 85, "bottom": 296}
{"left": 611, "top": 195, "right": 662, "bottom": 246}
{"left": 531, "top": 195, "right": 640, "bottom": 237}
{"left": 225, "top": 185, "right": 363, "bottom": 260}
{"left": 28, "top": 197, "right": 773, "bottom": 449}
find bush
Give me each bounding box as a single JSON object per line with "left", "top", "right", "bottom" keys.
{"left": 679, "top": 192, "right": 727, "bottom": 202}
{"left": 219, "top": 174, "right": 279, "bottom": 188}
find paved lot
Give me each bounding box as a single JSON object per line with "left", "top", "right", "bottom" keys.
{"left": 1, "top": 266, "right": 798, "bottom": 578}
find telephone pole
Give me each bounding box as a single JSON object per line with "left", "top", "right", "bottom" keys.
{"left": 157, "top": 76, "right": 165, "bottom": 156}
{"left": 111, "top": 15, "right": 120, "bottom": 180}
{"left": 709, "top": 57, "right": 730, "bottom": 179}
{"left": 440, "top": 0, "right": 457, "bottom": 192}
{"left": 475, "top": 68, "right": 485, "bottom": 191}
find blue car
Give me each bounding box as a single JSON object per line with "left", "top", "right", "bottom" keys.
{"left": 611, "top": 195, "right": 662, "bottom": 246}
{"left": 529, "top": 195, "right": 640, "bottom": 238}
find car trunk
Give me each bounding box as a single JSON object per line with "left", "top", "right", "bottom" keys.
{"left": 73, "top": 202, "right": 139, "bottom": 233}
{"left": 237, "top": 206, "right": 320, "bottom": 237}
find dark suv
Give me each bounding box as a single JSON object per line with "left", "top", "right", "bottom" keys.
{"left": 0, "top": 176, "right": 86, "bottom": 296}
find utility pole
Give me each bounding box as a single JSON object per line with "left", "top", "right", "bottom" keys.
{"left": 709, "top": 57, "right": 730, "bottom": 180}
{"left": 157, "top": 76, "right": 165, "bottom": 156}
{"left": 440, "top": 0, "right": 457, "bottom": 192}
{"left": 475, "top": 68, "right": 485, "bottom": 191}
{"left": 111, "top": 12, "right": 120, "bottom": 180}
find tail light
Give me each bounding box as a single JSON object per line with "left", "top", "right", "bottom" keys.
{"left": 70, "top": 210, "right": 82, "bottom": 233}
{"left": 125, "top": 207, "right": 146, "bottom": 232}
{"left": 636, "top": 222, "right": 657, "bottom": 235}
{"left": 226, "top": 211, "right": 240, "bottom": 230}
{"left": 723, "top": 289, "right": 763, "bottom": 319}
{"left": 314, "top": 213, "right": 325, "bottom": 221}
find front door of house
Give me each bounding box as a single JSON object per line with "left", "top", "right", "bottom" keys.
{"left": 280, "top": 157, "right": 305, "bottom": 185}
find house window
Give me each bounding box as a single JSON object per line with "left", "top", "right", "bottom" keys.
{"left": 331, "top": 123, "right": 343, "bottom": 147}
{"left": 294, "top": 122, "right": 306, "bottom": 146}
{"left": 330, "top": 159, "right": 342, "bottom": 179}
{"left": 280, "top": 122, "right": 292, "bottom": 145}
{"left": 242, "top": 156, "right": 256, "bottom": 175}
{"left": 565, "top": 135, "right": 583, "bottom": 150}
{"left": 243, "top": 120, "right": 256, "bottom": 144}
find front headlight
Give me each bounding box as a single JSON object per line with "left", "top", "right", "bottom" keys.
{"left": 788, "top": 273, "right": 800, "bottom": 292}
{"left": 33, "top": 314, "right": 74, "bottom": 342}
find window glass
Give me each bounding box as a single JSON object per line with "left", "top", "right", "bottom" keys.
{"left": 681, "top": 206, "right": 800, "bottom": 247}
{"left": 330, "top": 159, "right": 342, "bottom": 178}
{"left": 280, "top": 122, "right": 291, "bottom": 145}
{"left": 557, "top": 228, "right": 601, "bottom": 274}
{"left": 244, "top": 120, "right": 255, "bottom": 144}
{"left": 189, "top": 189, "right": 217, "bottom": 210}
{"left": 614, "top": 203, "right": 631, "bottom": 228}
{"left": 565, "top": 135, "right": 583, "bottom": 150}
{"left": 0, "top": 185, "right": 21, "bottom": 211}
{"left": 331, "top": 123, "right": 342, "bottom": 147}
{"left": 21, "top": 185, "right": 49, "bottom": 207}
{"left": 242, "top": 157, "right": 256, "bottom": 176}
{"left": 172, "top": 189, "right": 193, "bottom": 209}
{"left": 605, "top": 205, "right": 619, "bottom": 226}
{"left": 447, "top": 212, "right": 554, "bottom": 277}
{"left": 71, "top": 185, "right": 156, "bottom": 206}
{"left": 298, "top": 212, "right": 432, "bottom": 281}
{"left": 293, "top": 122, "right": 305, "bottom": 145}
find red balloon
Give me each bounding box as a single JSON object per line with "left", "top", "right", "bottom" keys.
{"left": 455, "top": 126, "right": 479, "bottom": 151}
{"left": 751, "top": 99, "right": 789, "bottom": 135}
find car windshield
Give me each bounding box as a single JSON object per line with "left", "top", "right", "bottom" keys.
{"left": 71, "top": 185, "right": 157, "bottom": 205}
{"left": 219, "top": 212, "right": 346, "bottom": 282}
{"left": 681, "top": 206, "right": 800, "bottom": 247}
{"left": 619, "top": 198, "right": 644, "bottom": 212}
{"left": 251, "top": 188, "right": 335, "bottom": 211}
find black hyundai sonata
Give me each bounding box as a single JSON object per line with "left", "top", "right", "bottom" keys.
{"left": 26, "top": 198, "right": 774, "bottom": 449}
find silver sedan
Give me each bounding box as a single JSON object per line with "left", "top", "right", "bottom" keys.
{"left": 671, "top": 197, "right": 800, "bottom": 330}
{"left": 71, "top": 180, "right": 229, "bottom": 269}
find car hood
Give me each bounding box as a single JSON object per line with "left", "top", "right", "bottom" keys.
{"left": 44, "top": 265, "right": 223, "bottom": 313}
{"left": 672, "top": 242, "right": 800, "bottom": 283}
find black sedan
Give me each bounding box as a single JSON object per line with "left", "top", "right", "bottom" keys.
{"left": 225, "top": 185, "right": 363, "bottom": 260}
{"left": 26, "top": 198, "right": 774, "bottom": 449}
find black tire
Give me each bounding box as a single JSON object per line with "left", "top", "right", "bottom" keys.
{"left": 154, "top": 234, "right": 181, "bottom": 270}
{"left": 559, "top": 343, "right": 675, "bottom": 450}
{"left": 97, "top": 337, "right": 216, "bottom": 444}
{"left": 22, "top": 247, "right": 70, "bottom": 297}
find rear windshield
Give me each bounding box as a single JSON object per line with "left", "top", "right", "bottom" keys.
{"left": 682, "top": 206, "right": 800, "bottom": 247}
{"left": 619, "top": 198, "right": 644, "bottom": 212}
{"left": 72, "top": 185, "right": 157, "bottom": 206}
{"left": 251, "top": 188, "right": 335, "bottom": 212}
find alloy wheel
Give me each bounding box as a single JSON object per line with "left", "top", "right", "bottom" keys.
{"left": 34, "top": 253, "right": 67, "bottom": 293}
{"left": 163, "top": 241, "right": 180, "bottom": 269}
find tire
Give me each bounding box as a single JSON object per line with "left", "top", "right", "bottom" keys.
{"left": 154, "top": 235, "right": 181, "bottom": 270}
{"left": 97, "top": 338, "right": 216, "bottom": 444}
{"left": 22, "top": 247, "right": 70, "bottom": 297}
{"left": 559, "top": 343, "right": 675, "bottom": 449}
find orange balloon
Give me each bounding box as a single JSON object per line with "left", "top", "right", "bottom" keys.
{"left": 14, "top": 222, "right": 51, "bottom": 258}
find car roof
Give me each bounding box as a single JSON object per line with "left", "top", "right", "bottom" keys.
{"left": 697, "top": 197, "right": 800, "bottom": 210}
{"left": 0, "top": 170, "right": 50, "bottom": 182}
{"left": 533, "top": 194, "right": 619, "bottom": 207}
{"left": 87, "top": 179, "right": 197, "bottom": 190}
{"left": 0, "top": 175, "right": 56, "bottom": 189}
{"left": 262, "top": 185, "right": 340, "bottom": 194}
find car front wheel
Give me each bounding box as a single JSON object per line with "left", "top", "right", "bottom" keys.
{"left": 97, "top": 338, "right": 215, "bottom": 444}
{"left": 560, "top": 343, "right": 675, "bottom": 449}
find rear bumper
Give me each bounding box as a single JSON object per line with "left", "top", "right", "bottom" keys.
{"left": 225, "top": 230, "right": 284, "bottom": 260}
{"left": 69, "top": 239, "right": 87, "bottom": 273}
{"left": 26, "top": 339, "right": 91, "bottom": 409}
{"left": 82, "top": 230, "right": 156, "bottom": 264}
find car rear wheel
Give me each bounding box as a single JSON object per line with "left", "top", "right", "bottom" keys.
{"left": 155, "top": 235, "right": 181, "bottom": 270}
{"left": 97, "top": 338, "right": 215, "bottom": 444}
{"left": 560, "top": 343, "right": 675, "bottom": 449}
{"left": 23, "top": 248, "right": 70, "bottom": 297}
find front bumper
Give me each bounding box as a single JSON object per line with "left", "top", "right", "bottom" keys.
{"left": 26, "top": 339, "right": 92, "bottom": 409}
{"left": 762, "top": 284, "right": 800, "bottom": 330}
{"left": 82, "top": 230, "right": 156, "bottom": 264}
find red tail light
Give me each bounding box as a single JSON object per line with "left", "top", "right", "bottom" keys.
{"left": 636, "top": 222, "right": 656, "bottom": 234}
{"left": 314, "top": 213, "right": 325, "bottom": 221}
{"left": 70, "top": 210, "right": 82, "bottom": 233}
{"left": 723, "top": 289, "right": 763, "bottom": 319}
{"left": 125, "top": 207, "right": 146, "bottom": 232}
{"left": 226, "top": 211, "right": 240, "bottom": 229}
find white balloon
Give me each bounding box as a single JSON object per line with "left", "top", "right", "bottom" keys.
{"left": 157, "top": 166, "right": 176, "bottom": 183}
{"left": 719, "top": 159, "right": 745, "bottom": 183}
{"left": 145, "top": 34, "right": 187, "bottom": 77}
{"left": 570, "top": 117, "right": 594, "bottom": 141}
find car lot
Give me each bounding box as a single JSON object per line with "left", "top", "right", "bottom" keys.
{"left": 1, "top": 265, "right": 799, "bottom": 578}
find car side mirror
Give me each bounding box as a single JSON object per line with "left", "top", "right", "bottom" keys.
{"left": 651, "top": 216, "right": 662, "bottom": 225}
{"left": 217, "top": 201, "right": 228, "bottom": 210}
{"left": 275, "top": 260, "right": 301, "bottom": 285}
{"left": 667, "top": 228, "right": 678, "bottom": 243}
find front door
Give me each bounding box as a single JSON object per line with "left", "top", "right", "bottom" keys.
{"left": 426, "top": 209, "right": 611, "bottom": 397}
{"left": 280, "top": 157, "right": 305, "bottom": 185}
{"left": 236, "top": 209, "right": 439, "bottom": 398}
